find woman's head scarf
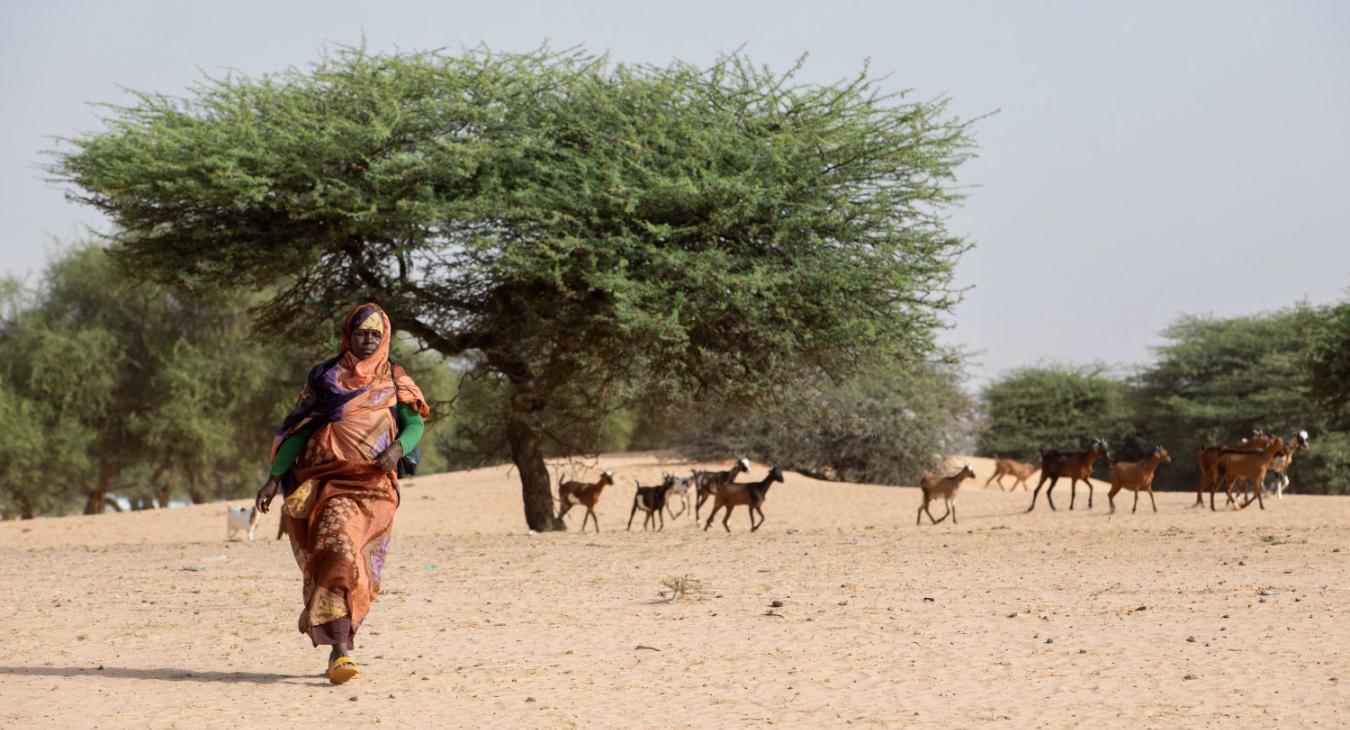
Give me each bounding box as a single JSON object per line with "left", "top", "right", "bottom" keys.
{"left": 272, "top": 303, "right": 430, "bottom": 457}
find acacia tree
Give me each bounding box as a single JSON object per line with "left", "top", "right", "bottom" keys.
{"left": 1308, "top": 300, "right": 1350, "bottom": 413}
{"left": 684, "top": 357, "right": 973, "bottom": 486}
{"left": 977, "top": 363, "right": 1138, "bottom": 464}
{"left": 1134, "top": 308, "right": 1350, "bottom": 492}
{"left": 56, "top": 47, "right": 976, "bottom": 530}
{"left": 0, "top": 246, "right": 314, "bottom": 515}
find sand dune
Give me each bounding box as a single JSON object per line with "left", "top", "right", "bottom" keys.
{"left": 1, "top": 453, "right": 1346, "bottom": 728}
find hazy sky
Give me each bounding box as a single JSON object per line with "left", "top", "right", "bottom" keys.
{"left": 3, "top": 0, "right": 1347, "bottom": 381}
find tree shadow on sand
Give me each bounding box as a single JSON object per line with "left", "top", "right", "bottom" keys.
{"left": 0, "top": 665, "right": 320, "bottom": 685}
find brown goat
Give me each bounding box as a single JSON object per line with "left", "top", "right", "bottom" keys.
{"left": 1107, "top": 446, "right": 1171, "bottom": 514}
{"left": 1213, "top": 438, "right": 1286, "bottom": 511}
{"left": 703, "top": 466, "right": 784, "bottom": 532}
{"left": 693, "top": 457, "right": 750, "bottom": 521}
{"left": 983, "top": 457, "right": 1040, "bottom": 491}
{"left": 1194, "top": 431, "right": 1273, "bottom": 507}
{"left": 557, "top": 470, "right": 614, "bottom": 532}
{"left": 1027, "top": 438, "right": 1109, "bottom": 512}
{"left": 917, "top": 465, "right": 976, "bottom": 525}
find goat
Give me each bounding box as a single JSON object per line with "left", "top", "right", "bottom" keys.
{"left": 557, "top": 470, "right": 614, "bottom": 532}
{"left": 1194, "top": 431, "right": 1272, "bottom": 507}
{"left": 1026, "top": 438, "right": 1109, "bottom": 512}
{"left": 1263, "top": 430, "right": 1309, "bottom": 499}
{"left": 227, "top": 506, "right": 261, "bottom": 541}
{"left": 1106, "top": 446, "right": 1171, "bottom": 514}
{"left": 1212, "top": 437, "right": 1286, "bottom": 511}
{"left": 917, "top": 465, "right": 976, "bottom": 525}
{"left": 628, "top": 475, "right": 677, "bottom": 531}
{"left": 664, "top": 475, "right": 695, "bottom": 520}
{"left": 693, "top": 457, "right": 751, "bottom": 521}
{"left": 983, "top": 456, "right": 1040, "bottom": 491}
{"left": 703, "top": 465, "right": 785, "bottom": 532}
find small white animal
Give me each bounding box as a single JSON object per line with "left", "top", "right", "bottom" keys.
{"left": 227, "top": 506, "right": 262, "bottom": 541}
{"left": 664, "top": 475, "right": 695, "bottom": 520}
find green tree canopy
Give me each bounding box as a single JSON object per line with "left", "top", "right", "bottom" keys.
{"left": 977, "top": 364, "right": 1135, "bottom": 465}
{"left": 0, "top": 245, "right": 319, "bottom": 514}
{"left": 1135, "top": 307, "right": 1350, "bottom": 492}
{"left": 1308, "top": 299, "right": 1350, "bottom": 414}
{"left": 683, "top": 357, "right": 974, "bottom": 486}
{"left": 56, "top": 46, "right": 977, "bottom": 529}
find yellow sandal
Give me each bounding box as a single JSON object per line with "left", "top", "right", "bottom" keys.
{"left": 328, "top": 655, "right": 361, "bottom": 685}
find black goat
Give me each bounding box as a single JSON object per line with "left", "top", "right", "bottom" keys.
{"left": 1027, "top": 438, "right": 1109, "bottom": 512}
{"left": 627, "top": 475, "right": 677, "bottom": 531}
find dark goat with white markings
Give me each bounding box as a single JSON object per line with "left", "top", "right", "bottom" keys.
{"left": 628, "top": 475, "right": 677, "bottom": 531}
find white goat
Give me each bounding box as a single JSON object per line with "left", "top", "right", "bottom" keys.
{"left": 227, "top": 506, "right": 261, "bottom": 541}
{"left": 664, "top": 475, "right": 695, "bottom": 520}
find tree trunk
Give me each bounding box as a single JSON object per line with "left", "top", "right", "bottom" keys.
{"left": 152, "top": 467, "right": 172, "bottom": 508}
{"left": 506, "top": 410, "right": 565, "bottom": 532}
{"left": 185, "top": 472, "right": 209, "bottom": 504}
{"left": 83, "top": 461, "right": 114, "bottom": 515}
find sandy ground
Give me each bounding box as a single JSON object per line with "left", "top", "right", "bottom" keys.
{"left": 1, "top": 452, "right": 1347, "bottom": 729}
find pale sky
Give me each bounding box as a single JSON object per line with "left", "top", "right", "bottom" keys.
{"left": 3, "top": 0, "right": 1347, "bottom": 382}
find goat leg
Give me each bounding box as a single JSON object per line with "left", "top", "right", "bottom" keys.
{"left": 1045, "top": 477, "right": 1059, "bottom": 511}
{"left": 1224, "top": 478, "right": 1241, "bottom": 510}
{"left": 703, "top": 503, "right": 720, "bottom": 531}
{"left": 1027, "top": 474, "right": 1050, "bottom": 512}
{"left": 627, "top": 500, "right": 639, "bottom": 530}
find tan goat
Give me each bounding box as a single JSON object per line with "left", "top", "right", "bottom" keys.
{"left": 1194, "top": 431, "right": 1272, "bottom": 507}
{"left": 916, "top": 465, "right": 976, "bottom": 526}
{"left": 1106, "top": 446, "right": 1171, "bottom": 514}
{"left": 1212, "top": 438, "right": 1286, "bottom": 511}
{"left": 983, "top": 457, "right": 1040, "bottom": 491}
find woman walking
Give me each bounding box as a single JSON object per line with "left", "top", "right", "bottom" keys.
{"left": 255, "top": 303, "right": 428, "bottom": 685}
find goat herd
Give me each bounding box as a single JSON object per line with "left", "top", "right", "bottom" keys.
{"left": 964, "top": 428, "right": 1310, "bottom": 523}
{"left": 557, "top": 457, "right": 786, "bottom": 533}
{"left": 555, "top": 428, "right": 1311, "bottom": 533}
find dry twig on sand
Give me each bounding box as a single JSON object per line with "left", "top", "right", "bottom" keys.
{"left": 659, "top": 575, "right": 709, "bottom": 603}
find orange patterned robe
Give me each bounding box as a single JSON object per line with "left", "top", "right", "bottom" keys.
{"left": 272, "top": 304, "right": 428, "bottom": 648}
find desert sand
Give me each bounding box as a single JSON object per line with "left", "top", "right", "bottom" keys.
{"left": 1, "top": 453, "right": 1346, "bottom": 729}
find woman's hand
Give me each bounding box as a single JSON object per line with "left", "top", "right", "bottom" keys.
{"left": 255, "top": 476, "right": 280, "bottom": 514}
{"left": 375, "top": 442, "right": 404, "bottom": 474}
